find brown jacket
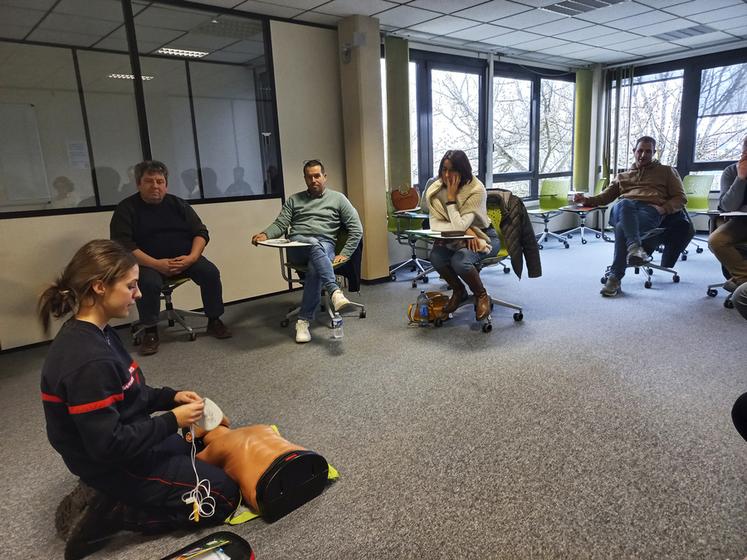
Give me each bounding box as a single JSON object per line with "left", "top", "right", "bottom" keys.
{"left": 586, "top": 161, "right": 687, "bottom": 214}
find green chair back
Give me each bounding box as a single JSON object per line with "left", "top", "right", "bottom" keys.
{"left": 538, "top": 179, "right": 570, "bottom": 211}
{"left": 485, "top": 201, "right": 509, "bottom": 259}
{"left": 683, "top": 175, "right": 712, "bottom": 212}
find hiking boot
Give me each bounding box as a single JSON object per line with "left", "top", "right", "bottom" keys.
{"left": 64, "top": 490, "right": 121, "bottom": 560}
{"left": 295, "top": 319, "right": 311, "bottom": 343}
{"left": 206, "top": 318, "right": 232, "bottom": 339}
{"left": 627, "top": 243, "right": 650, "bottom": 266}
{"left": 474, "top": 292, "right": 491, "bottom": 321}
{"left": 139, "top": 331, "right": 159, "bottom": 356}
{"left": 600, "top": 276, "right": 621, "bottom": 297}
{"left": 330, "top": 289, "right": 355, "bottom": 313}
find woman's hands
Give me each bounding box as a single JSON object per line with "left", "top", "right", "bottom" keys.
{"left": 465, "top": 228, "right": 481, "bottom": 252}
{"left": 173, "top": 390, "right": 203, "bottom": 428}
{"left": 445, "top": 172, "right": 461, "bottom": 202}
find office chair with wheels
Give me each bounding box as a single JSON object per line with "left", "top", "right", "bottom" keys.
{"left": 387, "top": 186, "right": 433, "bottom": 283}
{"left": 434, "top": 203, "right": 522, "bottom": 333}
{"left": 706, "top": 242, "right": 747, "bottom": 309}
{"left": 279, "top": 231, "right": 366, "bottom": 329}
{"left": 131, "top": 277, "right": 204, "bottom": 344}
{"left": 562, "top": 178, "right": 611, "bottom": 244}
{"left": 528, "top": 179, "right": 570, "bottom": 249}
{"left": 600, "top": 210, "right": 692, "bottom": 290}
{"left": 681, "top": 174, "right": 713, "bottom": 260}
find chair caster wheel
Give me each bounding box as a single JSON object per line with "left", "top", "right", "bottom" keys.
{"left": 647, "top": 268, "right": 653, "bottom": 275}
{"left": 634, "top": 268, "right": 640, "bottom": 274}
{"left": 411, "top": 281, "right": 417, "bottom": 288}
{"left": 673, "top": 275, "right": 680, "bottom": 283}
{"left": 566, "top": 234, "right": 573, "bottom": 239}
{"left": 481, "top": 323, "right": 492, "bottom": 333}
{"left": 538, "top": 244, "right": 544, "bottom": 250}
{"left": 595, "top": 233, "right": 601, "bottom": 239}
{"left": 188, "top": 332, "right": 197, "bottom": 341}
{"left": 725, "top": 298, "right": 734, "bottom": 309}
{"left": 681, "top": 254, "right": 687, "bottom": 261}
{"left": 513, "top": 312, "right": 523, "bottom": 322}
{"left": 600, "top": 277, "right": 607, "bottom": 284}
{"left": 696, "top": 247, "right": 703, "bottom": 253}
{"left": 563, "top": 242, "right": 569, "bottom": 248}
{"left": 280, "top": 319, "right": 289, "bottom": 327}
{"left": 390, "top": 274, "right": 397, "bottom": 281}
{"left": 434, "top": 317, "right": 443, "bottom": 327}
{"left": 707, "top": 288, "right": 717, "bottom": 297}
{"left": 359, "top": 310, "right": 366, "bottom": 319}
{"left": 581, "top": 238, "right": 587, "bottom": 245}
{"left": 503, "top": 267, "right": 510, "bottom": 274}
{"left": 644, "top": 280, "right": 652, "bottom": 289}
{"left": 422, "top": 276, "right": 429, "bottom": 283}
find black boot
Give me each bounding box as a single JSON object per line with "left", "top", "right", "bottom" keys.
{"left": 461, "top": 268, "right": 491, "bottom": 321}
{"left": 435, "top": 266, "right": 468, "bottom": 315}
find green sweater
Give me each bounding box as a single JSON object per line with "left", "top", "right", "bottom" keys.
{"left": 263, "top": 188, "right": 363, "bottom": 258}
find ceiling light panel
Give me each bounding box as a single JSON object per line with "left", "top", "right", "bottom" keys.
{"left": 155, "top": 47, "right": 209, "bottom": 58}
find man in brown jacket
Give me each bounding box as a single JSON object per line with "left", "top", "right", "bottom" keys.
{"left": 575, "top": 136, "right": 687, "bottom": 297}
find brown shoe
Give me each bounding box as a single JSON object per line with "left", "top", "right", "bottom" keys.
{"left": 443, "top": 287, "right": 468, "bottom": 315}
{"left": 206, "top": 318, "right": 232, "bottom": 339}
{"left": 434, "top": 266, "right": 468, "bottom": 315}
{"left": 474, "top": 292, "right": 491, "bottom": 321}
{"left": 139, "top": 332, "right": 159, "bottom": 356}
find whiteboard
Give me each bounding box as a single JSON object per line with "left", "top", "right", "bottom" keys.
{"left": 0, "top": 103, "right": 50, "bottom": 204}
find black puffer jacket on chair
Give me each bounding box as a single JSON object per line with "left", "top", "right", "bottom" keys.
{"left": 487, "top": 189, "right": 542, "bottom": 279}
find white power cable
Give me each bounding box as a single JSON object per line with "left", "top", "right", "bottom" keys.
{"left": 181, "top": 425, "right": 216, "bottom": 522}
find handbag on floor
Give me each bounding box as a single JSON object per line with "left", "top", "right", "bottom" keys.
{"left": 407, "top": 291, "right": 449, "bottom": 323}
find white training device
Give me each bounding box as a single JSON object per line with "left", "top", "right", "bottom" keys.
{"left": 195, "top": 397, "right": 223, "bottom": 431}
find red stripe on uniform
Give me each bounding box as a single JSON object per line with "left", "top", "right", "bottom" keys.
{"left": 68, "top": 393, "right": 124, "bottom": 414}
{"left": 41, "top": 392, "right": 64, "bottom": 403}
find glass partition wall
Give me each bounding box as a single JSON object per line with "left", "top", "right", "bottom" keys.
{"left": 0, "top": 0, "right": 281, "bottom": 216}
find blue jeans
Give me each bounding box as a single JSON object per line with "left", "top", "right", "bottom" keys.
{"left": 287, "top": 235, "right": 338, "bottom": 321}
{"left": 429, "top": 227, "right": 501, "bottom": 276}
{"left": 608, "top": 199, "right": 663, "bottom": 279}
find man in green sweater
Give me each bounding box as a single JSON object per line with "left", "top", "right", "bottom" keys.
{"left": 251, "top": 160, "right": 363, "bottom": 343}
{"left": 575, "top": 136, "right": 687, "bottom": 297}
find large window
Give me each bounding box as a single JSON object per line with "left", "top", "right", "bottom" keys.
{"left": 540, "top": 79, "right": 574, "bottom": 174}
{"left": 0, "top": 0, "right": 281, "bottom": 217}
{"left": 493, "top": 77, "right": 531, "bottom": 175}
{"left": 695, "top": 62, "right": 747, "bottom": 162}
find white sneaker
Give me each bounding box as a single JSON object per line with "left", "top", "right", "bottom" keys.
{"left": 330, "top": 289, "right": 354, "bottom": 313}
{"left": 295, "top": 319, "right": 311, "bottom": 343}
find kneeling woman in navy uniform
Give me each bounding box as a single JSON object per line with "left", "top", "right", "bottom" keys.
{"left": 38, "top": 239, "right": 239, "bottom": 559}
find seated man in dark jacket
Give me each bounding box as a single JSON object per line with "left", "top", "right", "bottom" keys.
{"left": 110, "top": 160, "right": 231, "bottom": 355}
{"left": 576, "top": 136, "right": 687, "bottom": 297}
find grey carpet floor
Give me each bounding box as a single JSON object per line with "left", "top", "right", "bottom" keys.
{"left": 1, "top": 236, "right": 745, "bottom": 560}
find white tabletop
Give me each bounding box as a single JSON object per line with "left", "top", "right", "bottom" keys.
{"left": 258, "top": 239, "right": 311, "bottom": 248}
{"left": 405, "top": 229, "right": 474, "bottom": 240}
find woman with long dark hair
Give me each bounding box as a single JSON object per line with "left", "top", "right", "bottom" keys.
{"left": 39, "top": 239, "right": 238, "bottom": 559}
{"left": 424, "top": 150, "right": 500, "bottom": 321}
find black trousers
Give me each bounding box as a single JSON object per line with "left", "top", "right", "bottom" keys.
{"left": 137, "top": 256, "right": 225, "bottom": 326}
{"left": 733, "top": 392, "right": 747, "bottom": 442}
{"left": 86, "top": 434, "right": 239, "bottom": 532}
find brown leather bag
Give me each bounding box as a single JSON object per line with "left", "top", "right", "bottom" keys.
{"left": 407, "top": 291, "right": 450, "bottom": 323}
{"left": 391, "top": 186, "right": 419, "bottom": 211}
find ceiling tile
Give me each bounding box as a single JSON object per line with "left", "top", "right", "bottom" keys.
{"left": 561, "top": 24, "right": 614, "bottom": 41}
{"left": 635, "top": 0, "right": 689, "bottom": 7}
{"left": 135, "top": 6, "right": 214, "bottom": 31}
{"left": 134, "top": 25, "right": 185, "bottom": 44}
{"left": 663, "top": 0, "right": 742, "bottom": 17}
{"left": 455, "top": 23, "right": 514, "bottom": 41}
{"left": 453, "top": 0, "right": 532, "bottom": 23}
{"left": 395, "top": 29, "right": 436, "bottom": 41}
{"left": 535, "top": 41, "right": 586, "bottom": 56}
{"left": 407, "top": 0, "right": 486, "bottom": 14}
{"left": 202, "top": 50, "right": 256, "bottom": 63}
{"left": 0, "top": 23, "right": 30, "bottom": 39}
{"left": 508, "top": 0, "right": 568, "bottom": 6}
{"left": 167, "top": 32, "right": 239, "bottom": 51}
{"left": 231, "top": 1, "right": 303, "bottom": 17}
{"left": 482, "top": 30, "right": 544, "bottom": 46}
{"left": 293, "top": 11, "right": 342, "bottom": 25}
{"left": 516, "top": 35, "right": 568, "bottom": 49}
{"left": 314, "top": 0, "right": 398, "bottom": 17}
{"left": 687, "top": 4, "right": 747, "bottom": 24}
{"left": 581, "top": 30, "right": 643, "bottom": 47}
{"left": 258, "top": 0, "right": 326, "bottom": 9}
{"left": 615, "top": 36, "right": 670, "bottom": 49}
{"left": 635, "top": 17, "right": 690, "bottom": 36}
{"left": 27, "top": 28, "right": 102, "bottom": 47}
{"left": 375, "top": 5, "right": 440, "bottom": 28}
{"left": 1, "top": 5, "right": 46, "bottom": 27}
{"left": 408, "top": 15, "right": 478, "bottom": 34}
{"left": 0, "top": 0, "right": 56, "bottom": 9}
{"left": 492, "top": 7, "right": 564, "bottom": 28}
{"left": 40, "top": 12, "right": 120, "bottom": 35}
{"left": 575, "top": 2, "right": 651, "bottom": 24}
{"left": 526, "top": 17, "right": 595, "bottom": 36}
{"left": 719, "top": 14, "right": 747, "bottom": 31}
{"left": 54, "top": 0, "right": 123, "bottom": 21}
{"left": 602, "top": 9, "right": 678, "bottom": 29}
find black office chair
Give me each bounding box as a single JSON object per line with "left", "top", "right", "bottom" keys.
{"left": 601, "top": 210, "right": 693, "bottom": 289}
{"left": 131, "top": 277, "right": 203, "bottom": 344}
{"left": 706, "top": 242, "right": 747, "bottom": 309}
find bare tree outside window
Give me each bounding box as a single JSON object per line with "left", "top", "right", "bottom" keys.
{"left": 431, "top": 69, "right": 480, "bottom": 176}
{"left": 540, "top": 79, "right": 574, "bottom": 173}
{"left": 696, "top": 62, "right": 747, "bottom": 162}
{"left": 493, "top": 76, "right": 531, "bottom": 174}
{"left": 610, "top": 71, "right": 683, "bottom": 169}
